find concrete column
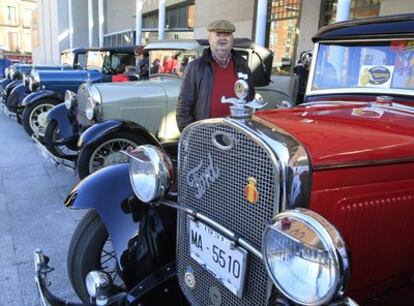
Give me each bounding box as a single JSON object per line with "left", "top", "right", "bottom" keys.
{"left": 255, "top": 0, "right": 268, "bottom": 46}
{"left": 99, "top": 0, "right": 104, "bottom": 47}
{"left": 135, "top": 0, "right": 143, "bottom": 45}
{"left": 88, "top": 0, "right": 94, "bottom": 47}
{"left": 158, "top": 0, "right": 166, "bottom": 40}
{"left": 49, "top": 0, "right": 60, "bottom": 64}
{"left": 336, "top": 0, "right": 351, "bottom": 22}
{"left": 68, "top": 0, "right": 73, "bottom": 49}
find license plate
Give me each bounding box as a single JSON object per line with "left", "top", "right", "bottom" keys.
{"left": 188, "top": 218, "right": 247, "bottom": 297}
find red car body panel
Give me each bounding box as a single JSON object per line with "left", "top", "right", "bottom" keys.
{"left": 255, "top": 104, "right": 414, "bottom": 303}
{"left": 256, "top": 104, "right": 414, "bottom": 169}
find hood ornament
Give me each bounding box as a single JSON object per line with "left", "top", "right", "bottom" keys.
{"left": 221, "top": 79, "right": 267, "bottom": 120}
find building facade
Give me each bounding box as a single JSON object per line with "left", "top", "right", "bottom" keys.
{"left": 32, "top": 0, "right": 414, "bottom": 71}
{"left": 0, "top": 0, "right": 36, "bottom": 62}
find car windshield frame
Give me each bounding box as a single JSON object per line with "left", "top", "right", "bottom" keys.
{"left": 306, "top": 38, "right": 414, "bottom": 97}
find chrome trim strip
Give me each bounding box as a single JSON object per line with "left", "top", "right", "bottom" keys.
{"left": 31, "top": 135, "right": 76, "bottom": 174}
{"left": 160, "top": 200, "right": 263, "bottom": 259}
{"left": 246, "top": 116, "right": 312, "bottom": 210}
{"left": 314, "top": 156, "right": 414, "bottom": 171}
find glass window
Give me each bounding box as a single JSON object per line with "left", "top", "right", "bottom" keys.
{"left": 24, "top": 9, "right": 33, "bottom": 27}
{"left": 267, "top": 0, "right": 301, "bottom": 74}
{"left": 8, "top": 32, "right": 18, "bottom": 51}
{"left": 311, "top": 40, "right": 414, "bottom": 91}
{"left": 149, "top": 49, "right": 198, "bottom": 77}
{"left": 6, "top": 6, "right": 17, "bottom": 25}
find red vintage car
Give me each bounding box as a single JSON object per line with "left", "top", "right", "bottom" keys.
{"left": 35, "top": 14, "right": 414, "bottom": 306}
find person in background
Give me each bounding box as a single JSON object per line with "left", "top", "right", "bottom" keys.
{"left": 176, "top": 19, "right": 255, "bottom": 132}
{"left": 134, "top": 47, "right": 149, "bottom": 80}
{"left": 0, "top": 49, "right": 11, "bottom": 79}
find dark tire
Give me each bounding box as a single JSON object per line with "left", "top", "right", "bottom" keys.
{"left": 67, "top": 210, "right": 123, "bottom": 302}
{"left": 22, "top": 99, "right": 57, "bottom": 138}
{"left": 77, "top": 132, "right": 146, "bottom": 179}
{"left": 44, "top": 120, "right": 74, "bottom": 158}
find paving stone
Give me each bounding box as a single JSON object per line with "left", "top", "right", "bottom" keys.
{"left": 0, "top": 107, "right": 84, "bottom": 304}
{"left": 1, "top": 163, "right": 48, "bottom": 179}
{"left": 0, "top": 266, "right": 25, "bottom": 306}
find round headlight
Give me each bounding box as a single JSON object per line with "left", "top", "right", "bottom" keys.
{"left": 85, "top": 97, "right": 95, "bottom": 120}
{"left": 4, "top": 68, "right": 9, "bottom": 79}
{"left": 126, "top": 145, "right": 174, "bottom": 203}
{"left": 64, "top": 90, "right": 76, "bottom": 110}
{"left": 262, "top": 209, "right": 350, "bottom": 306}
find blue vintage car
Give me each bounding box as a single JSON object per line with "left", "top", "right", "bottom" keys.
{"left": 1, "top": 47, "right": 90, "bottom": 118}
{"left": 17, "top": 46, "right": 137, "bottom": 137}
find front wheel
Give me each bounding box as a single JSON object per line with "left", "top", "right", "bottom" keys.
{"left": 77, "top": 132, "right": 146, "bottom": 179}
{"left": 44, "top": 120, "right": 77, "bottom": 158}
{"left": 67, "top": 210, "right": 124, "bottom": 302}
{"left": 22, "top": 99, "right": 57, "bottom": 137}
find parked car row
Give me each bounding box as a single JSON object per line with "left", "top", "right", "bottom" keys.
{"left": 1, "top": 13, "right": 414, "bottom": 306}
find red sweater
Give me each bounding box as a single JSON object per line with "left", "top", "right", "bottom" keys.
{"left": 209, "top": 59, "right": 238, "bottom": 118}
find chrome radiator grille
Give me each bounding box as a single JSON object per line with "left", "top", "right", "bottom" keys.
{"left": 177, "top": 121, "right": 280, "bottom": 306}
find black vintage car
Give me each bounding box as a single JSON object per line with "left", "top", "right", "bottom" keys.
{"left": 34, "top": 14, "right": 414, "bottom": 306}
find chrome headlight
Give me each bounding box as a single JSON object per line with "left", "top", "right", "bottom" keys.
{"left": 29, "top": 70, "right": 40, "bottom": 91}
{"left": 4, "top": 68, "right": 9, "bottom": 79}
{"left": 262, "top": 209, "right": 350, "bottom": 306}
{"left": 64, "top": 90, "right": 76, "bottom": 109}
{"left": 81, "top": 84, "right": 102, "bottom": 121}
{"left": 125, "top": 145, "right": 174, "bottom": 203}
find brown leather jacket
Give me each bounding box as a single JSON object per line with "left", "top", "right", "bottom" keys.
{"left": 176, "top": 48, "right": 255, "bottom": 132}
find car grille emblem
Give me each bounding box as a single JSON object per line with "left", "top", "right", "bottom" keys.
{"left": 186, "top": 153, "right": 220, "bottom": 199}
{"left": 244, "top": 177, "right": 259, "bottom": 204}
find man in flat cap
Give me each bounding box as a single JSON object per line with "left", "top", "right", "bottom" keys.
{"left": 176, "top": 19, "right": 255, "bottom": 131}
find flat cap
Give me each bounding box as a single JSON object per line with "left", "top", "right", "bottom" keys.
{"left": 207, "top": 19, "right": 236, "bottom": 33}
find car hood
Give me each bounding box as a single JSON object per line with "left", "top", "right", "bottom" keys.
{"left": 93, "top": 76, "right": 181, "bottom": 104}
{"left": 37, "top": 69, "right": 101, "bottom": 83}
{"left": 255, "top": 102, "right": 414, "bottom": 169}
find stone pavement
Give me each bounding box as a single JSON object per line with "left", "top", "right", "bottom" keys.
{"left": 0, "top": 107, "right": 83, "bottom": 305}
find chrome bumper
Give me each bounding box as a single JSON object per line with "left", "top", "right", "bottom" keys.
{"left": 2, "top": 103, "right": 17, "bottom": 119}
{"left": 34, "top": 249, "right": 129, "bottom": 306}
{"left": 32, "top": 135, "right": 77, "bottom": 175}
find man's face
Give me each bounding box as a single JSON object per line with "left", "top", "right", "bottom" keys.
{"left": 208, "top": 31, "right": 234, "bottom": 59}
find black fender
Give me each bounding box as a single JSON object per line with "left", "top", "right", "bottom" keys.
{"left": 64, "top": 163, "right": 177, "bottom": 289}
{"left": 46, "top": 103, "right": 79, "bottom": 141}
{"left": 0, "top": 78, "right": 11, "bottom": 90}
{"left": 5, "top": 80, "right": 22, "bottom": 97}
{"left": 21, "top": 90, "right": 63, "bottom": 108}
{"left": 8, "top": 84, "right": 28, "bottom": 113}
{"left": 78, "top": 120, "right": 160, "bottom": 149}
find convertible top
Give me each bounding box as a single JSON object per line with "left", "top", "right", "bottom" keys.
{"left": 313, "top": 13, "right": 414, "bottom": 42}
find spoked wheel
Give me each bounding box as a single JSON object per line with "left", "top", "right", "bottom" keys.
{"left": 77, "top": 132, "right": 145, "bottom": 179}
{"left": 22, "top": 100, "right": 56, "bottom": 137}
{"left": 44, "top": 120, "right": 77, "bottom": 158}
{"left": 68, "top": 210, "right": 125, "bottom": 303}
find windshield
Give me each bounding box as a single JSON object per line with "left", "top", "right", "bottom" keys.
{"left": 311, "top": 40, "right": 414, "bottom": 93}
{"left": 149, "top": 49, "right": 198, "bottom": 77}
{"left": 86, "top": 51, "right": 106, "bottom": 70}
{"left": 60, "top": 52, "right": 75, "bottom": 65}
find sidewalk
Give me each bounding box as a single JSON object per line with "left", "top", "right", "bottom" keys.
{"left": 0, "top": 107, "right": 82, "bottom": 305}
